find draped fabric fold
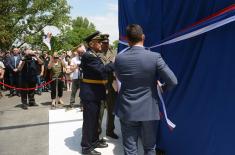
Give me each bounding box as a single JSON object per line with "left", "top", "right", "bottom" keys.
{"left": 119, "top": 0, "right": 235, "bottom": 155}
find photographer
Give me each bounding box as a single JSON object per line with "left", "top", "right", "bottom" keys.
{"left": 17, "top": 49, "right": 43, "bottom": 109}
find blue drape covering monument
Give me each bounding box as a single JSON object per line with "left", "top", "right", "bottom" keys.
{"left": 118, "top": 0, "right": 235, "bottom": 155}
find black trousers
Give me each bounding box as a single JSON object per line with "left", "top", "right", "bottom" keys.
{"left": 98, "top": 91, "right": 117, "bottom": 134}
{"left": 50, "top": 79, "right": 64, "bottom": 99}
{"left": 81, "top": 100, "right": 101, "bottom": 152}
{"left": 9, "top": 72, "right": 21, "bottom": 95}
{"left": 21, "top": 82, "right": 36, "bottom": 105}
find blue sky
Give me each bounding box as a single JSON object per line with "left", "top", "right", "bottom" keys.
{"left": 67, "top": 0, "right": 118, "bottom": 42}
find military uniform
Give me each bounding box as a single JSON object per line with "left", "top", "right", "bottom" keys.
{"left": 79, "top": 31, "right": 114, "bottom": 155}
{"left": 97, "top": 48, "right": 118, "bottom": 137}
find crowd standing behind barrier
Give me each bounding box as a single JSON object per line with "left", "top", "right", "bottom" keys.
{"left": 0, "top": 49, "right": 83, "bottom": 109}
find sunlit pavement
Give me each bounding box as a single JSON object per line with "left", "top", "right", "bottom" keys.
{"left": 0, "top": 91, "right": 143, "bottom": 155}
{"left": 49, "top": 108, "right": 126, "bottom": 155}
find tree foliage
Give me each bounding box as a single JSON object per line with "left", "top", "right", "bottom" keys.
{"left": 112, "top": 40, "right": 119, "bottom": 50}
{"left": 0, "top": 0, "right": 70, "bottom": 50}
{"left": 59, "top": 17, "right": 96, "bottom": 51}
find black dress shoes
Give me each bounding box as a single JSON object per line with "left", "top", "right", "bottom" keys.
{"left": 96, "top": 142, "right": 108, "bottom": 148}
{"left": 21, "top": 104, "right": 28, "bottom": 110}
{"left": 29, "top": 102, "right": 38, "bottom": 106}
{"left": 99, "top": 138, "right": 106, "bottom": 143}
{"left": 8, "top": 94, "right": 14, "bottom": 98}
{"left": 95, "top": 138, "right": 108, "bottom": 148}
{"left": 82, "top": 149, "right": 101, "bottom": 155}
{"left": 106, "top": 132, "right": 119, "bottom": 139}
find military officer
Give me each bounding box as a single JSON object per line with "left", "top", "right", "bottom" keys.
{"left": 79, "top": 31, "right": 114, "bottom": 155}
{"left": 97, "top": 34, "right": 118, "bottom": 139}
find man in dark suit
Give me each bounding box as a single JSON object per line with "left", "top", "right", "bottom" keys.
{"left": 7, "top": 48, "right": 21, "bottom": 97}
{"left": 114, "top": 24, "right": 178, "bottom": 155}
{"left": 79, "top": 31, "right": 114, "bottom": 155}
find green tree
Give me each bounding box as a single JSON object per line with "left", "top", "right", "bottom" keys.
{"left": 112, "top": 40, "right": 119, "bottom": 50}
{"left": 61, "top": 17, "right": 96, "bottom": 50}
{"left": 0, "top": 0, "right": 70, "bottom": 50}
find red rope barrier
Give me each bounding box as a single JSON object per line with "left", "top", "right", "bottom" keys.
{"left": 0, "top": 79, "right": 55, "bottom": 91}
{"left": 0, "top": 77, "right": 73, "bottom": 91}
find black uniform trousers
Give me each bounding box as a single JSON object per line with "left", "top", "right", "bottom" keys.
{"left": 81, "top": 100, "right": 101, "bottom": 152}
{"left": 21, "top": 81, "right": 36, "bottom": 105}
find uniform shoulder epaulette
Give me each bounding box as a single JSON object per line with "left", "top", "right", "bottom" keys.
{"left": 83, "top": 51, "right": 96, "bottom": 57}
{"left": 88, "top": 51, "right": 98, "bottom": 57}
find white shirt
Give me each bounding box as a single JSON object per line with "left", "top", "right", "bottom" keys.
{"left": 14, "top": 56, "right": 17, "bottom": 68}
{"left": 0, "top": 61, "right": 5, "bottom": 69}
{"left": 71, "top": 56, "right": 81, "bottom": 79}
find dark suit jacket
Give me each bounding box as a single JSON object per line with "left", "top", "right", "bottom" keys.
{"left": 7, "top": 55, "right": 21, "bottom": 71}
{"left": 114, "top": 46, "right": 177, "bottom": 121}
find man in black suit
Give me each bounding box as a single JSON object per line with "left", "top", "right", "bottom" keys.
{"left": 114, "top": 24, "right": 178, "bottom": 155}
{"left": 79, "top": 31, "right": 114, "bottom": 155}
{"left": 7, "top": 48, "right": 21, "bottom": 97}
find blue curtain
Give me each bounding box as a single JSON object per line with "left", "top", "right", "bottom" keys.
{"left": 119, "top": 0, "right": 235, "bottom": 155}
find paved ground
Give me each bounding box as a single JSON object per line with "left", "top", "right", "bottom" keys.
{"left": 0, "top": 91, "right": 52, "bottom": 155}
{"left": 0, "top": 90, "right": 144, "bottom": 155}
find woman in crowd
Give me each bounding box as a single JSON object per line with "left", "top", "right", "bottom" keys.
{"left": 64, "top": 55, "right": 72, "bottom": 91}
{"left": 48, "top": 52, "right": 65, "bottom": 107}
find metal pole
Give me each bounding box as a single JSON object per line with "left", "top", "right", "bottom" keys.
{"left": 55, "top": 77, "right": 58, "bottom": 108}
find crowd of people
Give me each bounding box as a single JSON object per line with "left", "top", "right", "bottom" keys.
{"left": 0, "top": 24, "right": 177, "bottom": 155}
{"left": 0, "top": 33, "right": 119, "bottom": 155}
{"left": 0, "top": 47, "right": 85, "bottom": 108}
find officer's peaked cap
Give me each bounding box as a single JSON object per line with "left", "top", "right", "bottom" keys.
{"left": 101, "top": 34, "right": 109, "bottom": 43}
{"left": 84, "top": 31, "right": 103, "bottom": 43}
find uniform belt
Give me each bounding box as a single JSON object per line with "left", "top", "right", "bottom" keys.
{"left": 82, "top": 79, "right": 108, "bottom": 84}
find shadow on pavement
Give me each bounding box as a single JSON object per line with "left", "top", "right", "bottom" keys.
{"left": 0, "top": 119, "right": 83, "bottom": 131}
{"left": 40, "top": 101, "right": 51, "bottom": 106}
{"left": 64, "top": 127, "right": 83, "bottom": 153}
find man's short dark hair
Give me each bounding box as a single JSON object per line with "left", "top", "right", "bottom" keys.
{"left": 126, "top": 24, "right": 144, "bottom": 43}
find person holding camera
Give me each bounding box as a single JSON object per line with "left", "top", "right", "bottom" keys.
{"left": 48, "top": 52, "right": 66, "bottom": 107}
{"left": 17, "top": 49, "right": 43, "bottom": 109}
